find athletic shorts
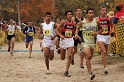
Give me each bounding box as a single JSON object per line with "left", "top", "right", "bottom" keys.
{"left": 42, "top": 38, "right": 55, "bottom": 50}
{"left": 60, "top": 37, "right": 74, "bottom": 49}
{"left": 7, "top": 35, "right": 15, "bottom": 40}
{"left": 25, "top": 36, "right": 33, "bottom": 42}
{"left": 83, "top": 43, "right": 96, "bottom": 49}
{"left": 97, "top": 34, "right": 110, "bottom": 44}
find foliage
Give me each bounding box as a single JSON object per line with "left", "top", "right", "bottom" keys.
{"left": 0, "top": 0, "right": 124, "bottom": 22}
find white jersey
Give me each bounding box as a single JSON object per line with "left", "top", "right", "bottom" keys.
{"left": 7, "top": 25, "right": 15, "bottom": 35}
{"left": 42, "top": 22, "right": 55, "bottom": 39}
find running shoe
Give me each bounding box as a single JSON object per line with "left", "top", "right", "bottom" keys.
{"left": 64, "top": 71, "right": 71, "bottom": 77}
{"left": 80, "top": 63, "right": 84, "bottom": 68}
{"left": 104, "top": 68, "right": 108, "bottom": 74}
{"left": 90, "top": 73, "right": 95, "bottom": 80}
{"left": 46, "top": 70, "right": 51, "bottom": 74}
{"left": 8, "top": 47, "right": 10, "bottom": 52}
{"left": 57, "top": 48, "right": 60, "bottom": 54}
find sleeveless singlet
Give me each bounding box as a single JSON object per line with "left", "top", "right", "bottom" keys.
{"left": 7, "top": 25, "right": 15, "bottom": 35}
{"left": 61, "top": 21, "right": 75, "bottom": 38}
{"left": 81, "top": 18, "right": 97, "bottom": 44}
{"left": 98, "top": 16, "right": 110, "bottom": 35}
{"left": 42, "top": 22, "right": 55, "bottom": 39}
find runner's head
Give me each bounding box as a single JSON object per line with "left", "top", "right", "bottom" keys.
{"left": 99, "top": 5, "right": 107, "bottom": 16}
{"left": 75, "top": 7, "right": 82, "bottom": 17}
{"left": 65, "top": 10, "right": 73, "bottom": 21}
{"left": 45, "top": 12, "right": 52, "bottom": 23}
{"left": 86, "top": 8, "right": 94, "bottom": 20}
{"left": 9, "top": 18, "right": 13, "bottom": 24}
{"left": 56, "top": 17, "right": 61, "bottom": 24}
{"left": 115, "top": 5, "right": 121, "bottom": 12}
{"left": 28, "top": 22, "right": 32, "bottom": 27}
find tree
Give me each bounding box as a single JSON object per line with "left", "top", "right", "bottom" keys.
{"left": 19, "top": 0, "right": 56, "bottom": 23}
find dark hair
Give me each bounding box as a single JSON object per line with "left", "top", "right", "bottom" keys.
{"left": 45, "top": 12, "right": 51, "bottom": 16}
{"left": 65, "top": 10, "right": 73, "bottom": 16}
{"left": 115, "top": 5, "right": 121, "bottom": 11}
{"left": 86, "top": 8, "right": 94, "bottom": 14}
{"left": 75, "top": 7, "right": 81, "bottom": 12}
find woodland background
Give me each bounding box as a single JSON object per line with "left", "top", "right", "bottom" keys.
{"left": 0, "top": 0, "right": 124, "bottom": 24}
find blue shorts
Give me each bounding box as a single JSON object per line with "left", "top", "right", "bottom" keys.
{"left": 25, "top": 36, "right": 33, "bottom": 42}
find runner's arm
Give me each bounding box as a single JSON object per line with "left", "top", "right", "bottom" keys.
{"left": 4, "top": 24, "right": 8, "bottom": 32}
{"left": 39, "top": 23, "right": 43, "bottom": 39}
{"left": 75, "top": 21, "right": 82, "bottom": 39}
{"left": 14, "top": 24, "right": 18, "bottom": 35}
{"left": 96, "top": 21, "right": 103, "bottom": 35}
{"left": 109, "top": 17, "right": 115, "bottom": 33}
{"left": 33, "top": 27, "right": 36, "bottom": 34}
{"left": 55, "top": 21, "right": 65, "bottom": 39}
{"left": 23, "top": 27, "right": 28, "bottom": 34}
{"left": 51, "top": 23, "right": 57, "bottom": 40}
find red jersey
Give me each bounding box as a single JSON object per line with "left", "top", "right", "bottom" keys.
{"left": 61, "top": 21, "right": 75, "bottom": 38}
{"left": 98, "top": 16, "right": 110, "bottom": 35}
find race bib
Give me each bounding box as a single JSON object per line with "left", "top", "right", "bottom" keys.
{"left": 65, "top": 30, "right": 72, "bottom": 37}
{"left": 43, "top": 30, "right": 51, "bottom": 36}
{"left": 84, "top": 31, "right": 93, "bottom": 38}
{"left": 28, "top": 32, "right": 34, "bottom": 36}
{"left": 102, "top": 27, "right": 108, "bottom": 34}
{"left": 8, "top": 31, "right": 14, "bottom": 35}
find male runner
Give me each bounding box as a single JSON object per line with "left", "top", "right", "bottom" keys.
{"left": 40, "top": 12, "right": 57, "bottom": 74}
{"left": 75, "top": 8, "right": 103, "bottom": 80}
{"left": 55, "top": 10, "right": 75, "bottom": 77}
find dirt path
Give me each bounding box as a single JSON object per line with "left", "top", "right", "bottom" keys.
{"left": 0, "top": 39, "right": 124, "bottom": 82}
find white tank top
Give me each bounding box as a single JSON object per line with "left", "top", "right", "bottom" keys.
{"left": 7, "top": 25, "right": 15, "bottom": 35}
{"left": 42, "top": 22, "right": 55, "bottom": 39}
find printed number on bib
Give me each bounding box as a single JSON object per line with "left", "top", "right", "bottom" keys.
{"left": 8, "top": 31, "right": 14, "bottom": 35}
{"left": 65, "top": 31, "right": 72, "bottom": 37}
{"left": 84, "top": 31, "right": 93, "bottom": 38}
{"left": 28, "top": 32, "right": 33, "bottom": 36}
{"left": 102, "top": 27, "right": 108, "bottom": 34}
{"left": 44, "top": 30, "right": 51, "bottom": 35}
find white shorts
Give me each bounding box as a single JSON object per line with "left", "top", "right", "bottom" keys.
{"left": 42, "top": 38, "right": 55, "bottom": 50}
{"left": 60, "top": 37, "right": 74, "bottom": 49}
{"left": 97, "top": 34, "right": 110, "bottom": 44}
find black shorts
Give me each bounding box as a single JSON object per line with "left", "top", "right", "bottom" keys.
{"left": 56, "top": 35, "right": 60, "bottom": 41}
{"left": 7, "top": 35, "right": 15, "bottom": 40}
{"left": 74, "top": 31, "right": 84, "bottom": 47}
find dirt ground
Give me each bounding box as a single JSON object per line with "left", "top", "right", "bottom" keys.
{"left": 0, "top": 39, "right": 124, "bottom": 82}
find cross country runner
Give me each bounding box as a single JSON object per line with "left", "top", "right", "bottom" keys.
{"left": 23, "top": 22, "right": 36, "bottom": 58}
{"left": 55, "top": 10, "right": 75, "bottom": 77}
{"left": 96, "top": 5, "right": 113, "bottom": 74}
{"left": 5, "top": 18, "right": 17, "bottom": 56}
{"left": 71, "top": 7, "right": 85, "bottom": 69}
{"left": 39, "top": 12, "right": 57, "bottom": 74}
{"left": 75, "top": 8, "right": 103, "bottom": 80}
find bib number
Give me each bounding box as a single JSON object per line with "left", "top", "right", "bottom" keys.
{"left": 102, "top": 27, "right": 108, "bottom": 34}
{"left": 65, "top": 31, "right": 72, "bottom": 37}
{"left": 43, "top": 30, "right": 51, "bottom": 36}
{"left": 28, "top": 32, "right": 34, "bottom": 36}
{"left": 8, "top": 31, "right": 14, "bottom": 35}
{"left": 84, "top": 31, "right": 93, "bottom": 38}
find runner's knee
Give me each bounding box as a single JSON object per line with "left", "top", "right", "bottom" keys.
{"left": 85, "top": 55, "right": 92, "bottom": 60}
{"left": 50, "top": 56, "right": 54, "bottom": 60}
{"left": 101, "top": 50, "right": 107, "bottom": 54}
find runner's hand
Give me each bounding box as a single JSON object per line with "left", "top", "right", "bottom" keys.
{"left": 93, "top": 32, "right": 98, "bottom": 37}
{"left": 75, "top": 34, "right": 80, "bottom": 40}
{"left": 60, "top": 35, "right": 65, "bottom": 39}
{"left": 51, "top": 36, "right": 55, "bottom": 40}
